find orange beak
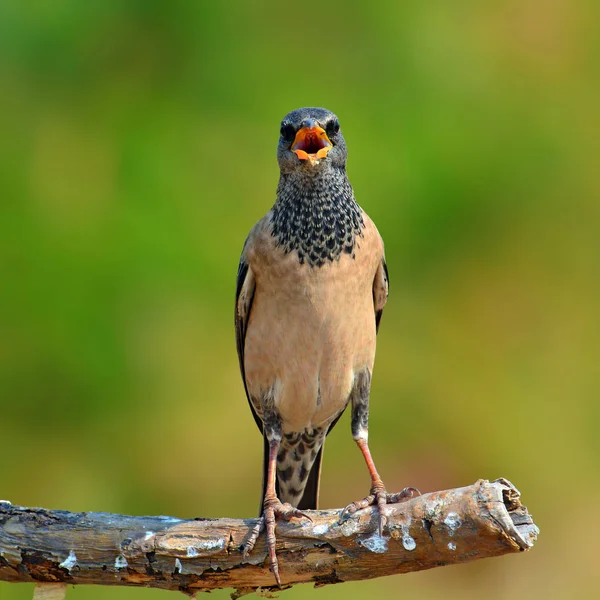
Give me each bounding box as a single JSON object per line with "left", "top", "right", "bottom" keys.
{"left": 291, "top": 125, "right": 332, "bottom": 162}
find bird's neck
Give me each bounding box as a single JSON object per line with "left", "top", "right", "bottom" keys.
{"left": 270, "top": 168, "right": 365, "bottom": 268}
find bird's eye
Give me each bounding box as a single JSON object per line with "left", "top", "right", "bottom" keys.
{"left": 326, "top": 119, "right": 340, "bottom": 137}
{"left": 280, "top": 123, "right": 296, "bottom": 142}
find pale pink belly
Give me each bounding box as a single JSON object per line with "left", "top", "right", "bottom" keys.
{"left": 244, "top": 266, "right": 376, "bottom": 433}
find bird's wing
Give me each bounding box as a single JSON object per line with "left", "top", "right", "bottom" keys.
{"left": 373, "top": 256, "right": 389, "bottom": 333}
{"left": 235, "top": 248, "right": 262, "bottom": 433}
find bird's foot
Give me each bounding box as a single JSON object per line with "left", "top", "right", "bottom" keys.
{"left": 342, "top": 486, "right": 421, "bottom": 535}
{"left": 242, "top": 498, "right": 311, "bottom": 587}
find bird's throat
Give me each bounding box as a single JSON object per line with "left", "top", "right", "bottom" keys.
{"left": 271, "top": 171, "right": 364, "bottom": 268}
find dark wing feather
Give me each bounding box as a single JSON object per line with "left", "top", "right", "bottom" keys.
{"left": 375, "top": 257, "right": 389, "bottom": 333}
{"left": 235, "top": 255, "right": 262, "bottom": 432}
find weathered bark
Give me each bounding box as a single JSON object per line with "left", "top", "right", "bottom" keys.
{"left": 0, "top": 478, "right": 538, "bottom": 597}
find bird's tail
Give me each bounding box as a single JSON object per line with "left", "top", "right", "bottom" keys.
{"left": 259, "top": 437, "right": 324, "bottom": 514}
{"left": 295, "top": 446, "right": 323, "bottom": 510}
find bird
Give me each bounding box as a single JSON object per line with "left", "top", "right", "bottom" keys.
{"left": 235, "top": 107, "right": 417, "bottom": 586}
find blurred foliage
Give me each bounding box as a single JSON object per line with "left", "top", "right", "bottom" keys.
{"left": 1, "top": 1, "right": 598, "bottom": 599}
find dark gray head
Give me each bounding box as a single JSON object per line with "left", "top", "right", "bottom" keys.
{"left": 277, "top": 107, "right": 348, "bottom": 174}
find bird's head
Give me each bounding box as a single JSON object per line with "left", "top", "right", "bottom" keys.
{"left": 277, "top": 107, "right": 348, "bottom": 174}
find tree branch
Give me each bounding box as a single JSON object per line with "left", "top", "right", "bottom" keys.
{"left": 0, "top": 478, "right": 538, "bottom": 597}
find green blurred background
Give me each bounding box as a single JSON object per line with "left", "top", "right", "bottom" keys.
{"left": 1, "top": 1, "right": 598, "bottom": 599}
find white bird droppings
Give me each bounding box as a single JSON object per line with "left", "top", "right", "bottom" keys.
{"left": 114, "top": 555, "right": 128, "bottom": 569}
{"left": 361, "top": 533, "right": 389, "bottom": 553}
{"left": 144, "top": 531, "right": 155, "bottom": 540}
{"left": 186, "top": 546, "right": 200, "bottom": 557}
{"left": 312, "top": 523, "right": 329, "bottom": 536}
{"left": 340, "top": 519, "right": 360, "bottom": 536}
{"left": 444, "top": 512, "right": 462, "bottom": 536}
{"left": 59, "top": 550, "right": 77, "bottom": 571}
{"left": 175, "top": 558, "right": 183, "bottom": 573}
{"left": 402, "top": 534, "right": 417, "bottom": 551}
{"left": 193, "top": 538, "right": 225, "bottom": 552}
{"left": 400, "top": 523, "right": 416, "bottom": 551}
{"left": 448, "top": 542, "right": 456, "bottom": 551}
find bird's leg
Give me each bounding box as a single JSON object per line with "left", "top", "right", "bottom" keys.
{"left": 243, "top": 434, "right": 311, "bottom": 587}
{"left": 342, "top": 369, "right": 420, "bottom": 533}
{"left": 343, "top": 438, "right": 420, "bottom": 533}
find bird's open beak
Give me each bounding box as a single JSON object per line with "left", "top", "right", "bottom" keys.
{"left": 291, "top": 126, "right": 332, "bottom": 162}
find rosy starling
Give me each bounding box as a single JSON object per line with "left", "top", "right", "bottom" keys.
{"left": 235, "top": 107, "right": 416, "bottom": 585}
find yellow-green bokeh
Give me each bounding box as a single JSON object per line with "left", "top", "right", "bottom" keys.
{"left": 1, "top": 1, "right": 598, "bottom": 599}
